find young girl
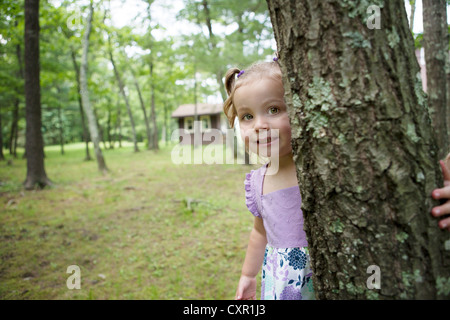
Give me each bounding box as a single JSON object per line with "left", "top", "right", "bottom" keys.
{"left": 223, "top": 60, "right": 450, "bottom": 300}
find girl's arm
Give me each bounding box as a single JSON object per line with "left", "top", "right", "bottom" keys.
{"left": 235, "top": 217, "right": 267, "bottom": 300}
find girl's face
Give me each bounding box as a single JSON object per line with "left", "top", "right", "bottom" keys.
{"left": 234, "top": 77, "right": 292, "bottom": 159}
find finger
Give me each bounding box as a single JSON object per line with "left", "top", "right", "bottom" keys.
{"left": 440, "top": 160, "right": 450, "bottom": 183}
{"left": 235, "top": 288, "right": 243, "bottom": 300}
{"left": 431, "top": 187, "right": 450, "bottom": 200}
{"left": 438, "top": 215, "right": 450, "bottom": 230}
{"left": 431, "top": 201, "right": 450, "bottom": 217}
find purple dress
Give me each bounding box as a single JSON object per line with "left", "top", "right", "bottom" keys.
{"left": 245, "top": 164, "right": 315, "bottom": 300}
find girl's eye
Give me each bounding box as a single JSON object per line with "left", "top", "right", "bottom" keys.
{"left": 242, "top": 114, "right": 253, "bottom": 121}
{"left": 268, "top": 107, "right": 279, "bottom": 115}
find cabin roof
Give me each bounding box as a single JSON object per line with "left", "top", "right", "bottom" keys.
{"left": 171, "top": 103, "right": 223, "bottom": 118}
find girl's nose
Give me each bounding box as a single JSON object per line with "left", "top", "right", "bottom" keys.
{"left": 254, "top": 116, "right": 269, "bottom": 131}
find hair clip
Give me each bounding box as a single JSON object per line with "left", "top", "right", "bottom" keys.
{"left": 237, "top": 70, "right": 245, "bottom": 78}
{"left": 273, "top": 51, "right": 279, "bottom": 62}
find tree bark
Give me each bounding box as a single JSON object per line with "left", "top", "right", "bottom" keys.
{"left": 80, "top": 1, "right": 108, "bottom": 173}
{"left": 422, "top": 0, "right": 449, "bottom": 160}
{"left": 267, "top": 0, "right": 450, "bottom": 299}
{"left": 23, "top": 0, "right": 51, "bottom": 189}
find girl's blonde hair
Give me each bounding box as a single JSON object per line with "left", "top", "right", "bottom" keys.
{"left": 223, "top": 61, "right": 282, "bottom": 128}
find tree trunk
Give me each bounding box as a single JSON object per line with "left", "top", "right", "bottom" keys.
{"left": 409, "top": 0, "right": 416, "bottom": 32}
{"left": 23, "top": 0, "right": 51, "bottom": 189}
{"left": 70, "top": 48, "right": 91, "bottom": 161}
{"left": 105, "top": 101, "right": 113, "bottom": 149}
{"left": 267, "top": 0, "right": 450, "bottom": 299}
{"left": 80, "top": 1, "right": 108, "bottom": 173}
{"left": 9, "top": 99, "right": 19, "bottom": 157}
{"left": 422, "top": 0, "right": 449, "bottom": 160}
{"left": 57, "top": 104, "right": 64, "bottom": 155}
{"left": 109, "top": 42, "right": 139, "bottom": 153}
{"left": 132, "top": 69, "right": 152, "bottom": 150}
{"left": 0, "top": 108, "right": 4, "bottom": 161}
{"left": 114, "top": 96, "right": 122, "bottom": 148}
{"left": 163, "top": 99, "right": 168, "bottom": 146}
{"left": 145, "top": 1, "right": 158, "bottom": 150}
{"left": 201, "top": 0, "right": 227, "bottom": 102}
{"left": 11, "top": 40, "right": 24, "bottom": 158}
{"left": 149, "top": 61, "right": 159, "bottom": 150}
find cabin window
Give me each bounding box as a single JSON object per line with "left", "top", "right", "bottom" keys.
{"left": 184, "top": 117, "right": 194, "bottom": 132}
{"left": 200, "top": 115, "right": 211, "bottom": 132}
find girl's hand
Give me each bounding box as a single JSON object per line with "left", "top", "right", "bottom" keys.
{"left": 235, "top": 275, "right": 257, "bottom": 300}
{"left": 431, "top": 160, "right": 450, "bottom": 231}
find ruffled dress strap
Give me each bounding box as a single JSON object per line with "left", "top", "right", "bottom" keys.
{"left": 244, "top": 166, "right": 266, "bottom": 218}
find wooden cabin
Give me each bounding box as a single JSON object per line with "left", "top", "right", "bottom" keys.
{"left": 171, "top": 103, "right": 228, "bottom": 145}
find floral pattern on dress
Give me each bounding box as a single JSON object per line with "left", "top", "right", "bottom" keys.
{"left": 261, "top": 245, "right": 315, "bottom": 300}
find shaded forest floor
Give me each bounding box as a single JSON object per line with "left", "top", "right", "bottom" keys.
{"left": 0, "top": 142, "right": 260, "bottom": 299}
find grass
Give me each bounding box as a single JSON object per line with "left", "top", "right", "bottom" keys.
{"left": 0, "top": 142, "right": 261, "bottom": 300}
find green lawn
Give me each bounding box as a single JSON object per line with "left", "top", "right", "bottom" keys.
{"left": 0, "top": 142, "right": 260, "bottom": 300}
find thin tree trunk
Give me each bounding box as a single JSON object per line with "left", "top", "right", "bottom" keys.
{"left": 23, "top": 0, "right": 51, "bottom": 189}
{"left": 70, "top": 48, "right": 91, "bottom": 161}
{"left": 149, "top": 61, "right": 158, "bottom": 150}
{"left": 93, "top": 106, "right": 106, "bottom": 150}
{"left": 57, "top": 103, "right": 64, "bottom": 155}
{"left": 193, "top": 65, "right": 199, "bottom": 149}
{"left": 163, "top": 99, "right": 168, "bottom": 146}
{"left": 423, "top": 0, "right": 449, "bottom": 159}
{"left": 0, "top": 108, "right": 4, "bottom": 161}
{"left": 132, "top": 69, "right": 152, "bottom": 150}
{"left": 145, "top": 1, "right": 159, "bottom": 150}
{"left": 109, "top": 40, "right": 139, "bottom": 152}
{"left": 13, "top": 122, "right": 18, "bottom": 157}
{"left": 409, "top": 0, "right": 416, "bottom": 32}
{"left": 80, "top": 1, "right": 108, "bottom": 173}
{"left": 9, "top": 99, "right": 19, "bottom": 157}
{"left": 267, "top": 0, "right": 450, "bottom": 299}
{"left": 201, "top": 0, "right": 227, "bottom": 102}
{"left": 114, "top": 95, "right": 122, "bottom": 148}
{"left": 11, "top": 40, "right": 24, "bottom": 158}
{"left": 106, "top": 101, "right": 113, "bottom": 149}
